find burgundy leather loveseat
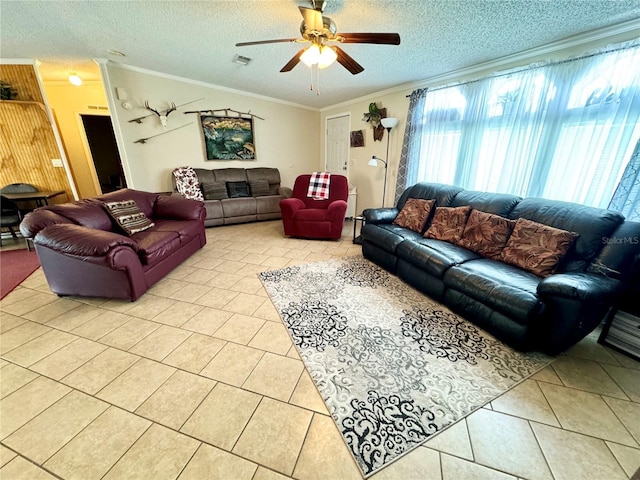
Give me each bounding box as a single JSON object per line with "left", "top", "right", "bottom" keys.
{"left": 20, "top": 188, "right": 206, "bottom": 301}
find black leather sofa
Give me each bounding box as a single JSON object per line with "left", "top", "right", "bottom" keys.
{"left": 361, "top": 182, "right": 640, "bottom": 354}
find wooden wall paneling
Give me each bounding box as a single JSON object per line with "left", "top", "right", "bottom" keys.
{"left": 0, "top": 64, "right": 45, "bottom": 102}
{"left": 0, "top": 101, "right": 71, "bottom": 204}
{"left": 0, "top": 64, "right": 71, "bottom": 205}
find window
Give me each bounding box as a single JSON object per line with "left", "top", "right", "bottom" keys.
{"left": 408, "top": 43, "right": 640, "bottom": 209}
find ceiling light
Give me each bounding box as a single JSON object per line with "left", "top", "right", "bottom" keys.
{"left": 68, "top": 73, "right": 82, "bottom": 86}
{"left": 300, "top": 44, "right": 337, "bottom": 69}
{"left": 232, "top": 54, "right": 252, "bottom": 66}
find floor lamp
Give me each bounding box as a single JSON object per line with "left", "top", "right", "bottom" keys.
{"left": 368, "top": 117, "right": 398, "bottom": 207}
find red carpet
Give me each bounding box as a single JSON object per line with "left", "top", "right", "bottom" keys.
{"left": 0, "top": 249, "right": 41, "bottom": 300}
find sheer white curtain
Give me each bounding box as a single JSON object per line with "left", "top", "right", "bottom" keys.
{"left": 409, "top": 40, "right": 640, "bottom": 209}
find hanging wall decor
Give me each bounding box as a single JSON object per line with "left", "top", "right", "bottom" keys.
{"left": 350, "top": 130, "right": 364, "bottom": 147}
{"left": 200, "top": 115, "right": 255, "bottom": 161}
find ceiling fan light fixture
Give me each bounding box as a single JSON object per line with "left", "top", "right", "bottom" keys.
{"left": 300, "top": 44, "right": 321, "bottom": 67}
{"left": 300, "top": 44, "right": 337, "bottom": 68}
{"left": 318, "top": 45, "right": 337, "bottom": 69}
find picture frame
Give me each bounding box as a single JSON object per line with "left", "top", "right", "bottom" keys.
{"left": 350, "top": 130, "right": 365, "bottom": 148}
{"left": 200, "top": 115, "right": 255, "bottom": 160}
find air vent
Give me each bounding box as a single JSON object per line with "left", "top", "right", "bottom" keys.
{"left": 233, "top": 55, "right": 252, "bottom": 66}
{"left": 87, "top": 105, "right": 109, "bottom": 111}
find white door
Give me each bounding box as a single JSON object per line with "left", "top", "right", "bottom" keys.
{"left": 326, "top": 114, "right": 350, "bottom": 176}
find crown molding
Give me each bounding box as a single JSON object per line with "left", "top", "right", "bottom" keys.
{"left": 101, "top": 60, "right": 320, "bottom": 112}
{"left": 321, "top": 18, "right": 640, "bottom": 112}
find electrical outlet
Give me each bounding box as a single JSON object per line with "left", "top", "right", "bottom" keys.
{"left": 51, "top": 158, "right": 64, "bottom": 168}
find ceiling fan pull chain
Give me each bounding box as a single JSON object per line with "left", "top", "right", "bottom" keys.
{"left": 309, "top": 64, "right": 314, "bottom": 92}
{"left": 316, "top": 66, "right": 321, "bottom": 95}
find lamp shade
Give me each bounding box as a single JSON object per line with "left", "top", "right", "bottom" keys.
{"left": 368, "top": 157, "right": 378, "bottom": 166}
{"left": 380, "top": 117, "right": 398, "bottom": 129}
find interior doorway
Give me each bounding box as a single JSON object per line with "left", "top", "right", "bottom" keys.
{"left": 80, "top": 114, "right": 126, "bottom": 193}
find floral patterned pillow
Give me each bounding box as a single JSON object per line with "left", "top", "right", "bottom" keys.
{"left": 459, "top": 209, "right": 516, "bottom": 259}
{"left": 172, "top": 167, "right": 204, "bottom": 201}
{"left": 393, "top": 198, "right": 435, "bottom": 233}
{"left": 500, "top": 218, "right": 579, "bottom": 277}
{"left": 424, "top": 206, "right": 471, "bottom": 243}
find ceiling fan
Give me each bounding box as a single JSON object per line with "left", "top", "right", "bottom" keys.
{"left": 235, "top": 0, "right": 400, "bottom": 75}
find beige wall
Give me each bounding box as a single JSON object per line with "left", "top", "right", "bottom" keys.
{"left": 320, "top": 28, "right": 640, "bottom": 213}
{"left": 41, "top": 80, "right": 109, "bottom": 199}
{"left": 102, "top": 64, "right": 322, "bottom": 194}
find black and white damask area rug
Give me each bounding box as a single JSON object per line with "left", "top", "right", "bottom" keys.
{"left": 259, "top": 257, "right": 551, "bottom": 477}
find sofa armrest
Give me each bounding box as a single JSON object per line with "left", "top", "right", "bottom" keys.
{"left": 279, "top": 186, "right": 293, "bottom": 199}
{"left": 154, "top": 195, "right": 205, "bottom": 222}
{"left": 34, "top": 224, "right": 139, "bottom": 257}
{"left": 279, "top": 197, "right": 305, "bottom": 217}
{"left": 327, "top": 200, "right": 348, "bottom": 222}
{"left": 363, "top": 207, "right": 399, "bottom": 225}
{"left": 537, "top": 272, "right": 622, "bottom": 302}
{"left": 19, "top": 209, "right": 74, "bottom": 239}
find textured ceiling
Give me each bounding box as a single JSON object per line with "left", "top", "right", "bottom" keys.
{"left": 2, "top": 0, "right": 639, "bottom": 109}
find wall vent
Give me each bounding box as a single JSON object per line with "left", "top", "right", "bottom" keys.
{"left": 87, "top": 105, "right": 109, "bottom": 111}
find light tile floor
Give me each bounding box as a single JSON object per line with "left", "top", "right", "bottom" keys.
{"left": 1, "top": 219, "right": 639, "bottom": 480}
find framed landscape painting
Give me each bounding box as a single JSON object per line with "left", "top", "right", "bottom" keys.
{"left": 200, "top": 115, "right": 255, "bottom": 160}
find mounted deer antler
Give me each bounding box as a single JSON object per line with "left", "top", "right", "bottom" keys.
{"left": 145, "top": 101, "right": 177, "bottom": 128}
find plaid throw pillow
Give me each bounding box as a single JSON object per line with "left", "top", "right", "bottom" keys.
{"left": 104, "top": 200, "right": 155, "bottom": 235}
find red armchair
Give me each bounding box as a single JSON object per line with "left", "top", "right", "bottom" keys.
{"left": 280, "top": 174, "right": 349, "bottom": 239}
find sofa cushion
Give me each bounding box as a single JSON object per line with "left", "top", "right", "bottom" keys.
{"left": 509, "top": 198, "right": 624, "bottom": 271}
{"left": 458, "top": 210, "right": 516, "bottom": 259}
{"left": 425, "top": 206, "right": 471, "bottom": 243}
{"left": 132, "top": 230, "right": 181, "bottom": 266}
{"left": 249, "top": 179, "right": 271, "bottom": 197}
{"left": 247, "top": 167, "right": 282, "bottom": 195}
{"left": 397, "top": 238, "right": 481, "bottom": 279}
{"left": 397, "top": 182, "right": 463, "bottom": 211}
{"left": 450, "top": 190, "right": 521, "bottom": 216}
{"left": 226, "top": 181, "right": 251, "bottom": 198}
{"left": 221, "top": 197, "right": 256, "bottom": 217}
{"left": 47, "top": 199, "right": 113, "bottom": 231}
{"left": 104, "top": 200, "right": 155, "bottom": 235}
{"left": 393, "top": 198, "right": 435, "bottom": 233}
{"left": 214, "top": 168, "right": 248, "bottom": 183}
{"left": 361, "top": 223, "right": 424, "bottom": 254}
{"left": 501, "top": 218, "right": 578, "bottom": 277}
{"left": 152, "top": 219, "right": 203, "bottom": 243}
{"left": 172, "top": 167, "right": 204, "bottom": 201}
{"left": 201, "top": 181, "right": 228, "bottom": 200}
{"left": 256, "top": 195, "right": 282, "bottom": 214}
{"left": 444, "top": 259, "right": 543, "bottom": 325}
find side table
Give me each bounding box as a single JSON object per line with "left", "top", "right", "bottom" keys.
{"left": 353, "top": 215, "right": 365, "bottom": 245}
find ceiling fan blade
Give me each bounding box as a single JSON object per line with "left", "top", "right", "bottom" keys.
{"left": 338, "top": 33, "right": 401, "bottom": 45}
{"left": 299, "top": 6, "right": 324, "bottom": 32}
{"left": 334, "top": 46, "right": 364, "bottom": 75}
{"left": 236, "top": 38, "right": 299, "bottom": 47}
{"left": 280, "top": 48, "right": 307, "bottom": 72}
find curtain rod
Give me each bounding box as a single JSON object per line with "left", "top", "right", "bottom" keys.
{"left": 406, "top": 39, "right": 640, "bottom": 97}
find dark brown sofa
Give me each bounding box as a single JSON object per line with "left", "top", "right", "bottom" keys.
{"left": 20, "top": 188, "right": 206, "bottom": 301}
